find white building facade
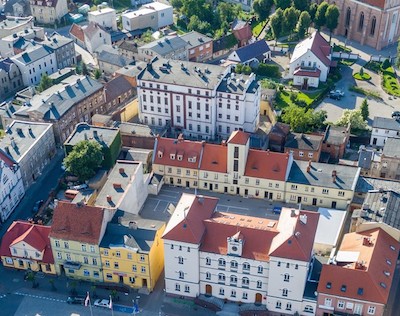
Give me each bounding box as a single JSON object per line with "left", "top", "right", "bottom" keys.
{"left": 0, "top": 154, "right": 24, "bottom": 223}
{"left": 163, "top": 194, "right": 320, "bottom": 314}
{"left": 137, "top": 57, "right": 260, "bottom": 140}
{"left": 370, "top": 117, "right": 400, "bottom": 147}
{"left": 88, "top": 7, "right": 117, "bottom": 31}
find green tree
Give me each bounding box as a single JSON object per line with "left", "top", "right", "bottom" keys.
{"left": 37, "top": 74, "right": 53, "bottom": 92}
{"left": 311, "top": 110, "right": 327, "bottom": 129}
{"left": 270, "top": 8, "right": 284, "bottom": 43}
{"left": 325, "top": 4, "right": 340, "bottom": 42}
{"left": 283, "top": 7, "right": 300, "bottom": 40}
{"left": 336, "top": 109, "right": 367, "bottom": 131}
{"left": 171, "top": 0, "right": 183, "bottom": 10}
{"left": 94, "top": 69, "right": 101, "bottom": 80}
{"left": 142, "top": 29, "right": 154, "bottom": 43}
{"left": 82, "top": 62, "right": 88, "bottom": 76}
{"left": 187, "top": 15, "right": 212, "bottom": 34}
{"left": 242, "top": 65, "right": 252, "bottom": 75}
{"left": 281, "top": 105, "right": 314, "bottom": 132}
{"left": 274, "top": 0, "right": 291, "bottom": 10}
{"left": 315, "top": 1, "right": 329, "bottom": 30}
{"left": 297, "top": 11, "right": 311, "bottom": 38}
{"left": 382, "top": 58, "right": 391, "bottom": 70}
{"left": 26, "top": 271, "right": 38, "bottom": 288}
{"left": 309, "top": 3, "right": 318, "bottom": 21}
{"left": 293, "top": 0, "right": 309, "bottom": 11}
{"left": 360, "top": 98, "right": 369, "bottom": 121}
{"left": 63, "top": 140, "right": 103, "bottom": 181}
{"left": 253, "top": 0, "right": 273, "bottom": 21}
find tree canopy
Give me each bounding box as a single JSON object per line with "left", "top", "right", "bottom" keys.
{"left": 336, "top": 109, "right": 367, "bottom": 131}
{"left": 325, "top": 4, "right": 340, "bottom": 41}
{"left": 37, "top": 74, "right": 53, "bottom": 92}
{"left": 270, "top": 8, "right": 284, "bottom": 42}
{"left": 292, "top": 0, "right": 309, "bottom": 12}
{"left": 281, "top": 105, "right": 326, "bottom": 132}
{"left": 360, "top": 99, "right": 369, "bottom": 121}
{"left": 64, "top": 140, "right": 103, "bottom": 181}
{"left": 297, "top": 11, "right": 311, "bottom": 39}
{"left": 253, "top": 0, "right": 273, "bottom": 21}
{"left": 274, "top": 0, "right": 291, "bottom": 10}
{"left": 315, "top": 1, "right": 329, "bottom": 30}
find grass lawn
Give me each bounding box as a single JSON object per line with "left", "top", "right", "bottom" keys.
{"left": 349, "top": 85, "right": 381, "bottom": 99}
{"left": 275, "top": 89, "right": 322, "bottom": 109}
{"left": 338, "top": 59, "right": 356, "bottom": 66}
{"left": 333, "top": 44, "right": 352, "bottom": 53}
{"left": 252, "top": 20, "right": 266, "bottom": 37}
{"left": 353, "top": 72, "right": 371, "bottom": 80}
{"left": 382, "top": 67, "right": 400, "bottom": 96}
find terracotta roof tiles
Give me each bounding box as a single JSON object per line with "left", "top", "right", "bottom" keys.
{"left": 69, "top": 24, "right": 84, "bottom": 43}
{"left": 200, "top": 143, "right": 227, "bottom": 173}
{"left": 244, "top": 149, "right": 290, "bottom": 181}
{"left": 227, "top": 130, "right": 250, "bottom": 145}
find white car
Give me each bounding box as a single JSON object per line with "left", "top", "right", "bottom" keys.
{"left": 94, "top": 299, "right": 110, "bottom": 308}
{"left": 69, "top": 184, "right": 88, "bottom": 191}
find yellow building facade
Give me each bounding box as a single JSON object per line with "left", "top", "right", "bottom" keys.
{"left": 100, "top": 216, "right": 165, "bottom": 292}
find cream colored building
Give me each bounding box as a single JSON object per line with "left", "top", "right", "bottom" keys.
{"left": 30, "top": 0, "right": 68, "bottom": 25}
{"left": 153, "top": 131, "right": 360, "bottom": 209}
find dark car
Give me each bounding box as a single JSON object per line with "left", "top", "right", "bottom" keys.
{"left": 32, "top": 200, "right": 44, "bottom": 213}
{"left": 392, "top": 111, "right": 400, "bottom": 118}
{"left": 67, "top": 296, "right": 86, "bottom": 305}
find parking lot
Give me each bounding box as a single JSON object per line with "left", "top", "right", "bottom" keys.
{"left": 139, "top": 185, "right": 319, "bottom": 222}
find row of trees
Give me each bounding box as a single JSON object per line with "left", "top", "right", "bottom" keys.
{"left": 268, "top": 1, "right": 339, "bottom": 42}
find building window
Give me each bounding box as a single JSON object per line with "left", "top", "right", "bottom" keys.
{"left": 242, "top": 277, "right": 249, "bottom": 287}
{"left": 184, "top": 285, "right": 190, "bottom": 293}
{"left": 127, "top": 253, "right": 132, "bottom": 260}
{"left": 243, "top": 262, "right": 250, "bottom": 272}
{"left": 286, "top": 263, "right": 290, "bottom": 268}
{"left": 114, "top": 262, "right": 119, "bottom": 269}
{"left": 231, "top": 290, "right": 236, "bottom": 298}
{"left": 231, "top": 260, "right": 238, "bottom": 270}
{"left": 286, "top": 303, "right": 292, "bottom": 311}
{"left": 218, "top": 258, "right": 226, "bottom": 267}
{"left": 64, "top": 242, "right": 69, "bottom": 249}
{"left": 370, "top": 16, "right": 376, "bottom": 36}
{"left": 103, "top": 250, "right": 109, "bottom": 256}
{"left": 206, "top": 272, "right": 211, "bottom": 280}
{"left": 257, "top": 266, "right": 263, "bottom": 274}
{"left": 141, "top": 266, "right": 146, "bottom": 273}
{"left": 57, "top": 252, "right": 62, "bottom": 259}
{"left": 295, "top": 264, "right": 298, "bottom": 270}
{"left": 256, "top": 280, "right": 262, "bottom": 288}
{"left": 175, "top": 284, "right": 180, "bottom": 291}
{"left": 219, "top": 288, "right": 224, "bottom": 295}
{"left": 291, "top": 184, "right": 297, "bottom": 190}
{"left": 206, "top": 257, "right": 211, "bottom": 265}
{"left": 93, "top": 271, "right": 99, "bottom": 278}
{"left": 337, "top": 301, "right": 345, "bottom": 309}
{"left": 368, "top": 306, "right": 376, "bottom": 315}
{"left": 90, "top": 246, "right": 95, "bottom": 253}
{"left": 106, "top": 273, "right": 113, "bottom": 280}
{"left": 105, "top": 260, "right": 110, "bottom": 267}
{"left": 116, "top": 251, "right": 121, "bottom": 258}
{"left": 338, "top": 191, "right": 345, "bottom": 197}
{"left": 83, "top": 270, "right": 90, "bottom": 276}
{"left": 284, "top": 273, "right": 290, "bottom": 282}
{"left": 129, "top": 277, "right": 135, "bottom": 284}
{"left": 179, "top": 271, "right": 184, "bottom": 279}
{"left": 92, "top": 258, "right": 97, "bottom": 265}
{"left": 140, "top": 255, "right": 145, "bottom": 262}
{"left": 55, "top": 241, "right": 60, "bottom": 247}
{"left": 242, "top": 292, "right": 248, "bottom": 300}
{"left": 276, "top": 301, "right": 281, "bottom": 309}
{"left": 282, "top": 289, "right": 288, "bottom": 297}
{"left": 324, "top": 298, "right": 332, "bottom": 307}
{"left": 358, "top": 12, "right": 364, "bottom": 31}
{"left": 322, "top": 189, "right": 329, "bottom": 194}
{"left": 345, "top": 7, "right": 351, "bottom": 27}
{"left": 178, "top": 256, "right": 184, "bottom": 264}
{"left": 277, "top": 261, "right": 281, "bottom": 267}
{"left": 218, "top": 273, "right": 225, "bottom": 283}
{"left": 304, "top": 305, "right": 314, "bottom": 313}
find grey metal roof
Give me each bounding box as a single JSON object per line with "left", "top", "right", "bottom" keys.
{"left": 0, "top": 58, "right": 16, "bottom": 72}
{"left": 12, "top": 45, "right": 54, "bottom": 65}
{"left": 115, "top": 121, "right": 166, "bottom": 137}
{"left": 98, "top": 50, "right": 133, "bottom": 67}
{"left": 231, "top": 40, "right": 270, "bottom": 63}
{"left": 216, "top": 73, "right": 259, "bottom": 94}
{"left": 14, "top": 75, "right": 103, "bottom": 121}
{"left": 138, "top": 57, "right": 227, "bottom": 89}
{"left": 324, "top": 125, "right": 348, "bottom": 145}
{"left": 355, "top": 176, "right": 400, "bottom": 193}
{"left": 0, "top": 120, "right": 52, "bottom": 163}
{"left": 180, "top": 31, "right": 213, "bottom": 48}
{"left": 357, "top": 190, "right": 400, "bottom": 230}
{"left": 358, "top": 150, "right": 373, "bottom": 169}
{"left": 41, "top": 32, "right": 73, "bottom": 49}
{"left": 64, "top": 123, "right": 119, "bottom": 148}
{"left": 116, "top": 62, "right": 146, "bottom": 78}
{"left": 140, "top": 35, "right": 188, "bottom": 56}
{"left": 372, "top": 117, "right": 400, "bottom": 131}
{"left": 285, "top": 132, "right": 323, "bottom": 151}
{"left": 287, "top": 160, "right": 360, "bottom": 190}
{"left": 382, "top": 138, "right": 400, "bottom": 157}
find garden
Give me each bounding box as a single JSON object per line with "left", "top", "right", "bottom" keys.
{"left": 364, "top": 59, "right": 400, "bottom": 97}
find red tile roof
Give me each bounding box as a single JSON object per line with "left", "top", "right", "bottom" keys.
{"left": 201, "top": 212, "right": 279, "bottom": 261}
{"left": 69, "top": 24, "right": 84, "bottom": 43}
{"left": 50, "top": 201, "right": 105, "bottom": 244}
{"left": 162, "top": 194, "right": 218, "bottom": 244}
{"left": 0, "top": 149, "right": 16, "bottom": 167}
{"left": 317, "top": 228, "right": 399, "bottom": 304}
{"left": 364, "top": 0, "right": 385, "bottom": 9}
{"left": 244, "top": 149, "right": 290, "bottom": 181}
{"left": 310, "top": 31, "right": 331, "bottom": 67}
{"left": 0, "top": 221, "right": 54, "bottom": 264}
{"left": 269, "top": 209, "right": 320, "bottom": 261}
{"left": 227, "top": 130, "right": 250, "bottom": 145}
{"left": 153, "top": 137, "right": 203, "bottom": 169}
{"left": 231, "top": 20, "right": 252, "bottom": 42}
{"left": 293, "top": 67, "right": 321, "bottom": 78}
{"left": 200, "top": 143, "right": 227, "bottom": 173}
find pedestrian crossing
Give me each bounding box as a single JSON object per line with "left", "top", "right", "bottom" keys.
{"left": 14, "top": 291, "right": 66, "bottom": 303}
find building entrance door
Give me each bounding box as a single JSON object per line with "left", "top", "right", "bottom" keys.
{"left": 205, "top": 284, "right": 212, "bottom": 296}
{"left": 255, "top": 293, "right": 262, "bottom": 305}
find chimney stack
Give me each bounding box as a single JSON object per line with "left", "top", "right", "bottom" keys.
{"left": 106, "top": 195, "right": 112, "bottom": 202}
{"left": 113, "top": 183, "right": 121, "bottom": 189}
{"left": 198, "top": 195, "right": 204, "bottom": 204}
{"left": 306, "top": 165, "right": 311, "bottom": 173}
{"left": 332, "top": 170, "right": 337, "bottom": 182}
{"left": 119, "top": 168, "right": 125, "bottom": 174}
{"left": 291, "top": 209, "right": 296, "bottom": 217}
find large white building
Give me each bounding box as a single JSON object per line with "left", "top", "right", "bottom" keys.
{"left": 137, "top": 57, "right": 260, "bottom": 140}
{"left": 88, "top": 7, "right": 117, "bottom": 31}
{"left": 11, "top": 44, "right": 57, "bottom": 86}
{"left": 0, "top": 150, "right": 24, "bottom": 223}
{"left": 370, "top": 116, "right": 400, "bottom": 147}
{"left": 163, "top": 194, "right": 320, "bottom": 314}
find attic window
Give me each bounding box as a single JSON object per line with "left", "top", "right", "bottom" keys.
{"left": 188, "top": 156, "right": 196, "bottom": 163}
{"left": 341, "top": 285, "right": 347, "bottom": 292}
{"left": 380, "top": 282, "right": 387, "bottom": 289}
{"left": 158, "top": 151, "right": 163, "bottom": 158}
{"left": 170, "top": 153, "right": 175, "bottom": 160}
{"left": 326, "top": 282, "right": 331, "bottom": 289}
{"left": 386, "top": 259, "right": 392, "bottom": 265}
{"left": 390, "top": 245, "right": 396, "bottom": 251}
{"left": 177, "top": 154, "right": 183, "bottom": 161}
{"left": 357, "top": 288, "right": 363, "bottom": 295}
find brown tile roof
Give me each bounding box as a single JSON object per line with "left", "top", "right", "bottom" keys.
{"left": 162, "top": 194, "right": 218, "bottom": 244}
{"left": 310, "top": 31, "right": 331, "bottom": 67}
{"left": 284, "top": 132, "right": 323, "bottom": 151}
{"left": 200, "top": 143, "right": 227, "bottom": 173}
{"left": 231, "top": 20, "right": 252, "bottom": 42}
{"left": 244, "top": 149, "right": 290, "bottom": 181}
{"left": 69, "top": 24, "right": 84, "bottom": 43}
{"left": 293, "top": 67, "right": 321, "bottom": 78}
{"left": 154, "top": 137, "right": 203, "bottom": 169}
{"left": 201, "top": 212, "right": 279, "bottom": 261}
{"left": 364, "top": 0, "right": 385, "bottom": 9}
{"left": 0, "top": 221, "right": 54, "bottom": 264}
{"left": 227, "top": 130, "right": 250, "bottom": 145}
{"left": 50, "top": 201, "right": 105, "bottom": 244}
{"left": 317, "top": 228, "right": 399, "bottom": 304}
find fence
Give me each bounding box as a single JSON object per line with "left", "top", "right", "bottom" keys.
{"left": 332, "top": 52, "right": 359, "bottom": 60}
{"left": 370, "top": 55, "right": 395, "bottom": 63}
{"left": 270, "top": 46, "right": 289, "bottom": 53}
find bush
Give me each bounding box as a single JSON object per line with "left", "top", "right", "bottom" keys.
{"left": 382, "top": 58, "right": 391, "bottom": 70}
{"left": 256, "top": 63, "right": 281, "bottom": 78}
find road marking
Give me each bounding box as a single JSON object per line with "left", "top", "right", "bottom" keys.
{"left": 14, "top": 292, "right": 66, "bottom": 303}
{"left": 218, "top": 204, "right": 249, "bottom": 210}
{"left": 153, "top": 200, "right": 161, "bottom": 212}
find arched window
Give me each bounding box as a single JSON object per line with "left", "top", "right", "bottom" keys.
{"left": 218, "top": 273, "right": 225, "bottom": 283}
{"left": 358, "top": 12, "right": 364, "bottom": 31}
{"left": 242, "top": 277, "right": 250, "bottom": 286}
{"left": 345, "top": 7, "right": 351, "bottom": 27}
{"left": 230, "top": 275, "right": 237, "bottom": 284}
{"left": 370, "top": 16, "right": 377, "bottom": 36}
{"left": 206, "top": 272, "right": 211, "bottom": 280}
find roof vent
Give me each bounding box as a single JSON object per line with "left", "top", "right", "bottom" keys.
{"left": 106, "top": 195, "right": 112, "bottom": 202}
{"left": 198, "top": 195, "right": 204, "bottom": 204}
{"left": 299, "top": 214, "right": 307, "bottom": 224}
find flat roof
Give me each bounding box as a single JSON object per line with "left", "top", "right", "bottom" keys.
{"left": 0, "top": 120, "right": 52, "bottom": 163}
{"left": 315, "top": 208, "right": 347, "bottom": 247}
{"left": 89, "top": 7, "right": 116, "bottom": 15}
{"left": 64, "top": 123, "right": 119, "bottom": 147}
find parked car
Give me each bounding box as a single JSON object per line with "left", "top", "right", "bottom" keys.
{"left": 94, "top": 299, "right": 110, "bottom": 308}
{"left": 32, "top": 200, "right": 44, "bottom": 213}
{"left": 392, "top": 111, "right": 400, "bottom": 118}
{"left": 67, "top": 296, "right": 86, "bottom": 305}
{"left": 328, "top": 90, "right": 344, "bottom": 100}
{"left": 69, "top": 184, "right": 88, "bottom": 191}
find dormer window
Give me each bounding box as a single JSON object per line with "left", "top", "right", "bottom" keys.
{"left": 188, "top": 156, "right": 197, "bottom": 163}
{"left": 341, "top": 285, "right": 347, "bottom": 292}
{"left": 158, "top": 151, "right": 163, "bottom": 158}
{"left": 170, "top": 153, "right": 175, "bottom": 160}
{"left": 326, "top": 282, "right": 332, "bottom": 289}
{"left": 177, "top": 154, "right": 183, "bottom": 161}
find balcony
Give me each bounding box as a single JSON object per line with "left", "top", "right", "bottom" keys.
{"left": 64, "top": 261, "right": 81, "bottom": 270}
